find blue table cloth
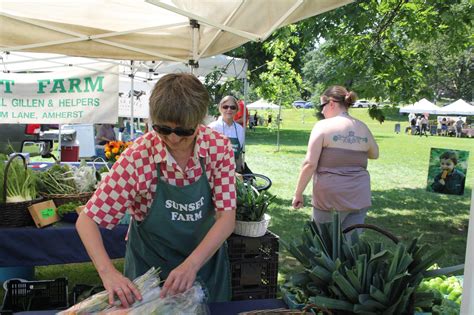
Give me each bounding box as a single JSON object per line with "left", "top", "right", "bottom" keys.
{"left": 13, "top": 299, "right": 288, "bottom": 315}
{"left": 0, "top": 222, "right": 127, "bottom": 267}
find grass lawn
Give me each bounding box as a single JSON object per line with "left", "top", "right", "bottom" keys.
{"left": 4, "top": 107, "right": 472, "bottom": 299}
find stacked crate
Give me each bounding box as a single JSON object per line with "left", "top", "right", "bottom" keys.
{"left": 227, "top": 230, "right": 279, "bottom": 300}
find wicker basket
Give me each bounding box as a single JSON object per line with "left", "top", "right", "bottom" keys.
{"left": 234, "top": 213, "right": 271, "bottom": 237}
{"left": 40, "top": 191, "right": 93, "bottom": 208}
{"left": 0, "top": 154, "right": 42, "bottom": 227}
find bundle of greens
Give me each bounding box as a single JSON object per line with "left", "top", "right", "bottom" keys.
{"left": 282, "top": 212, "right": 445, "bottom": 314}
{"left": 36, "top": 164, "right": 78, "bottom": 195}
{"left": 57, "top": 201, "right": 83, "bottom": 217}
{"left": 59, "top": 267, "right": 162, "bottom": 314}
{"left": 1, "top": 155, "right": 38, "bottom": 203}
{"left": 236, "top": 177, "right": 275, "bottom": 222}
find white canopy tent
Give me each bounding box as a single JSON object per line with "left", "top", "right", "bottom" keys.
{"left": 0, "top": 0, "right": 352, "bottom": 62}
{"left": 247, "top": 99, "right": 280, "bottom": 110}
{"left": 437, "top": 99, "right": 474, "bottom": 116}
{"left": 399, "top": 98, "right": 440, "bottom": 115}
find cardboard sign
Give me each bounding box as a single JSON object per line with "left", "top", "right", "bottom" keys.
{"left": 28, "top": 200, "right": 60, "bottom": 228}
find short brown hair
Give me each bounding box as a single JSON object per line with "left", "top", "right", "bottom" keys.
{"left": 149, "top": 73, "right": 209, "bottom": 128}
{"left": 440, "top": 151, "right": 458, "bottom": 164}
{"left": 321, "top": 86, "right": 357, "bottom": 109}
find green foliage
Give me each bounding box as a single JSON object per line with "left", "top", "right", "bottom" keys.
{"left": 236, "top": 177, "right": 275, "bottom": 221}
{"left": 282, "top": 212, "right": 444, "bottom": 314}
{"left": 231, "top": 0, "right": 473, "bottom": 103}
{"left": 2, "top": 155, "right": 38, "bottom": 203}
{"left": 256, "top": 26, "right": 303, "bottom": 107}
{"left": 36, "top": 164, "right": 77, "bottom": 195}
{"left": 57, "top": 201, "right": 82, "bottom": 217}
{"left": 417, "top": 271, "right": 462, "bottom": 314}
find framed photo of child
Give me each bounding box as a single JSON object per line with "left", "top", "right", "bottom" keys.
{"left": 426, "top": 148, "right": 469, "bottom": 196}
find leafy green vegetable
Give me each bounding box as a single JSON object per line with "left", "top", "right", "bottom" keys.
{"left": 2, "top": 155, "right": 38, "bottom": 203}
{"left": 236, "top": 177, "right": 275, "bottom": 221}
{"left": 282, "top": 212, "right": 444, "bottom": 314}
{"left": 36, "top": 164, "right": 77, "bottom": 195}
{"left": 57, "top": 201, "right": 82, "bottom": 217}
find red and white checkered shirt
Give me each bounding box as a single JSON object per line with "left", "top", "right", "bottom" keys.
{"left": 84, "top": 125, "right": 236, "bottom": 229}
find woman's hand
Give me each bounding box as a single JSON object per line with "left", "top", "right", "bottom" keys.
{"left": 292, "top": 194, "right": 304, "bottom": 209}
{"left": 160, "top": 259, "right": 198, "bottom": 298}
{"left": 99, "top": 267, "right": 142, "bottom": 308}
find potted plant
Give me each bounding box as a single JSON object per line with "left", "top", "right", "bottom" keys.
{"left": 234, "top": 177, "right": 275, "bottom": 237}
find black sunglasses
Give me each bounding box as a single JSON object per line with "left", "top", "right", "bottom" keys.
{"left": 319, "top": 101, "right": 330, "bottom": 109}
{"left": 222, "top": 105, "right": 237, "bottom": 110}
{"left": 152, "top": 124, "right": 196, "bottom": 137}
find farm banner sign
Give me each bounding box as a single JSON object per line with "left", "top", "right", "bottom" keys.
{"left": 0, "top": 64, "right": 118, "bottom": 124}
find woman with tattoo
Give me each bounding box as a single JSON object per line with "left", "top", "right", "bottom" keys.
{"left": 292, "top": 86, "right": 379, "bottom": 233}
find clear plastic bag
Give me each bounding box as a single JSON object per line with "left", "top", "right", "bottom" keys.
{"left": 57, "top": 267, "right": 209, "bottom": 315}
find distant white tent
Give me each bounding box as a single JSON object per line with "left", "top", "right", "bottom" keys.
{"left": 437, "top": 99, "right": 474, "bottom": 115}
{"left": 399, "top": 98, "right": 440, "bottom": 114}
{"left": 247, "top": 99, "right": 280, "bottom": 110}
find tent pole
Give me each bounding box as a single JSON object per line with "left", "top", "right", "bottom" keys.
{"left": 277, "top": 98, "right": 281, "bottom": 152}
{"left": 130, "top": 60, "right": 135, "bottom": 140}
{"left": 461, "top": 188, "right": 474, "bottom": 314}
{"left": 242, "top": 76, "right": 249, "bottom": 166}
{"left": 58, "top": 125, "right": 62, "bottom": 161}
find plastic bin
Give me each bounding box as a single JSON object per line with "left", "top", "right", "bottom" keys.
{"left": 1, "top": 278, "right": 68, "bottom": 312}
{"left": 227, "top": 231, "right": 279, "bottom": 261}
{"left": 0, "top": 267, "right": 34, "bottom": 283}
{"left": 230, "top": 258, "right": 278, "bottom": 301}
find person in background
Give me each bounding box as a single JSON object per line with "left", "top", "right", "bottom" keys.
{"left": 440, "top": 117, "right": 448, "bottom": 136}
{"left": 292, "top": 85, "right": 379, "bottom": 233}
{"left": 208, "top": 96, "right": 245, "bottom": 173}
{"left": 455, "top": 117, "right": 463, "bottom": 138}
{"left": 77, "top": 73, "right": 235, "bottom": 307}
{"left": 420, "top": 115, "right": 428, "bottom": 137}
{"left": 233, "top": 99, "right": 249, "bottom": 127}
{"left": 253, "top": 111, "right": 259, "bottom": 127}
{"left": 96, "top": 124, "right": 116, "bottom": 145}
{"left": 410, "top": 115, "right": 417, "bottom": 135}
{"left": 431, "top": 150, "right": 465, "bottom": 195}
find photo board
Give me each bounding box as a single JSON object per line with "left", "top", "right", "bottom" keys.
{"left": 426, "top": 147, "right": 469, "bottom": 196}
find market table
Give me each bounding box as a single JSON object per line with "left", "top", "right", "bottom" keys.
{"left": 12, "top": 299, "right": 288, "bottom": 314}
{"left": 0, "top": 222, "right": 128, "bottom": 267}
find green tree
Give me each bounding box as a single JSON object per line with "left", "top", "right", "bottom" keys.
{"left": 231, "top": 0, "right": 473, "bottom": 103}
{"left": 255, "top": 26, "right": 302, "bottom": 106}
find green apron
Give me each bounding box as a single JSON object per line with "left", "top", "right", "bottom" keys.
{"left": 124, "top": 159, "right": 231, "bottom": 302}
{"left": 226, "top": 122, "right": 243, "bottom": 172}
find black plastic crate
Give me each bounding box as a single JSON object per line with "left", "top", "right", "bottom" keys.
{"left": 1, "top": 278, "right": 68, "bottom": 313}
{"left": 232, "top": 285, "right": 277, "bottom": 301}
{"left": 227, "top": 230, "right": 279, "bottom": 261}
{"left": 230, "top": 258, "right": 278, "bottom": 301}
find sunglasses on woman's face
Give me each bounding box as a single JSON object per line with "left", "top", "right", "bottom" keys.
{"left": 152, "top": 124, "right": 196, "bottom": 137}
{"left": 222, "top": 105, "right": 237, "bottom": 110}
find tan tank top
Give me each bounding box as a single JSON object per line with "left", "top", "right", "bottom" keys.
{"left": 312, "top": 147, "right": 371, "bottom": 211}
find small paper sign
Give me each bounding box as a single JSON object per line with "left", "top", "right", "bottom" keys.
{"left": 41, "top": 208, "right": 56, "bottom": 219}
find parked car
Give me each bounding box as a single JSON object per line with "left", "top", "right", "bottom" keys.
{"left": 352, "top": 100, "right": 378, "bottom": 108}
{"left": 293, "top": 100, "right": 314, "bottom": 109}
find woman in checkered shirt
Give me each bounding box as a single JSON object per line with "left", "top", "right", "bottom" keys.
{"left": 76, "top": 73, "right": 236, "bottom": 306}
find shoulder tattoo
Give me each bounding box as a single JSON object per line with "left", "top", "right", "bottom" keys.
{"left": 333, "top": 131, "right": 368, "bottom": 144}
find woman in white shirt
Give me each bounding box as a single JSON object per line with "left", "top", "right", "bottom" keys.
{"left": 208, "top": 95, "right": 245, "bottom": 172}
